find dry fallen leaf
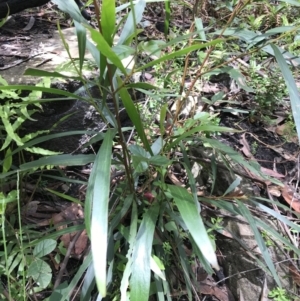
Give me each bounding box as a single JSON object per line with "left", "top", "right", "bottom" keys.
{"left": 239, "top": 133, "right": 253, "bottom": 158}
{"left": 288, "top": 263, "right": 300, "bottom": 286}
{"left": 52, "top": 203, "right": 87, "bottom": 256}
{"left": 275, "top": 123, "right": 288, "bottom": 136}
{"left": 281, "top": 184, "right": 300, "bottom": 213}
{"left": 260, "top": 167, "right": 285, "bottom": 178}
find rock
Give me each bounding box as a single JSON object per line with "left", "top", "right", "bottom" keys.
{"left": 218, "top": 214, "right": 292, "bottom": 301}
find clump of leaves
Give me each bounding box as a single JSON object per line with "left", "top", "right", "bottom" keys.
{"left": 247, "top": 62, "right": 287, "bottom": 111}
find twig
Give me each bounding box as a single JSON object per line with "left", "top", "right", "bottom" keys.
{"left": 54, "top": 230, "right": 84, "bottom": 289}
{"left": 0, "top": 282, "right": 15, "bottom": 301}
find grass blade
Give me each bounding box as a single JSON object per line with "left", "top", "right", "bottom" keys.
{"left": 20, "top": 154, "right": 96, "bottom": 170}
{"left": 271, "top": 43, "right": 300, "bottom": 142}
{"left": 101, "top": 0, "right": 115, "bottom": 45}
{"left": 236, "top": 200, "right": 281, "bottom": 286}
{"left": 74, "top": 20, "right": 87, "bottom": 73}
{"left": 118, "top": 78, "right": 152, "bottom": 154}
{"left": 130, "top": 202, "right": 160, "bottom": 301}
{"left": 167, "top": 185, "right": 219, "bottom": 272}
{"left": 86, "top": 129, "right": 114, "bottom": 296}
{"left": 120, "top": 201, "right": 138, "bottom": 301}
{"left": 117, "top": 0, "right": 146, "bottom": 45}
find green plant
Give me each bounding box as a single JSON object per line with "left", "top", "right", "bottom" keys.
{"left": 261, "top": 230, "right": 275, "bottom": 247}
{"left": 251, "top": 141, "right": 258, "bottom": 155}
{"left": 269, "top": 287, "right": 291, "bottom": 301}
{"left": 1, "top": 0, "right": 300, "bottom": 300}
{"left": 0, "top": 207, "right": 61, "bottom": 300}
{"left": 207, "top": 216, "right": 223, "bottom": 243}
{"left": 247, "top": 62, "right": 287, "bottom": 110}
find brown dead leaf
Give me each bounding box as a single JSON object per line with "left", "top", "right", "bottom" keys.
{"left": 217, "top": 228, "right": 234, "bottom": 239}
{"left": 74, "top": 230, "right": 88, "bottom": 255}
{"left": 281, "top": 184, "right": 300, "bottom": 212}
{"left": 60, "top": 233, "right": 71, "bottom": 249}
{"left": 60, "top": 230, "right": 88, "bottom": 256}
{"left": 275, "top": 123, "right": 299, "bottom": 143}
{"left": 260, "top": 167, "right": 285, "bottom": 178}
{"left": 199, "top": 282, "right": 234, "bottom": 301}
{"left": 51, "top": 203, "right": 87, "bottom": 255}
{"left": 268, "top": 185, "right": 281, "bottom": 197}
{"left": 167, "top": 170, "right": 185, "bottom": 187}
{"left": 288, "top": 262, "right": 300, "bottom": 286}
{"left": 276, "top": 123, "right": 288, "bottom": 136}
{"left": 239, "top": 133, "right": 253, "bottom": 158}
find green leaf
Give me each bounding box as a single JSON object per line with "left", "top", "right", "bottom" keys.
{"left": 48, "top": 282, "right": 69, "bottom": 301}
{"left": 159, "top": 103, "right": 168, "bottom": 137}
{"left": 202, "top": 138, "right": 283, "bottom": 186}
{"left": 136, "top": 39, "right": 224, "bottom": 71}
{"left": 2, "top": 147, "right": 12, "bottom": 173}
{"left": 24, "top": 146, "right": 61, "bottom": 156}
{"left": 130, "top": 202, "right": 160, "bottom": 301}
{"left": 33, "top": 239, "right": 57, "bottom": 258}
{"left": 9, "top": 253, "right": 23, "bottom": 274}
{"left": 253, "top": 200, "right": 300, "bottom": 232}
{"left": 221, "top": 29, "right": 300, "bottom": 66}
{"left": 227, "top": 68, "right": 254, "bottom": 92}
{"left": 20, "top": 154, "right": 96, "bottom": 170}
{"left": 117, "top": 0, "right": 146, "bottom": 45}
{"left": 45, "top": 188, "right": 83, "bottom": 205}
{"left": 0, "top": 85, "right": 86, "bottom": 101}
{"left": 118, "top": 77, "right": 152, "bottom": 154}
{"left": 81, "top": 264, "right": 95, "bottom": 301}
{"left": 149, "top": 155, "right": 171, "bottom": 166}
{"left": 86, "top": 39, "right": 101, "bottom": 68}
{"left": 236, "top": 200, "right": 281, "bottom": 286}
{"left": 195, "top": 17, "right": 206, "bottom": 41}
{"left": 0, "top": 190, "right": 17, "bottom": 210}
{"left": 75, "top": 20, "right": 87, "bottom": 72}
{"left": 0, "top": 131, "right": 98, "bottom": 171}
{"left": 166, "top": 125, "right": 237, "bottom": 151}
{"left": 151, "top": 256, "right": 165, "bottom": 280}
{"left": 132, "top": 156, "right": 149, "bottom": 173}
{"left": 139, "top": 40, "right": 166, "bottom": 58}
{"left": 88, "top": 28, "right": 127, "bottom": 74}
{"left": 87, "top": 129, "right": 114, "bottom": 297}
{"left": 271, "top": 44, "right": 300, "bottom": 143}
{"left": 49, "top": 253, "right": 92, "bottom": 301}
{"left": 52, "top": 0, "right": 87, "bottom": 23}
{"left": 27, "top": 258, "right": 52, "bottom": 289}
{"left": 223, "top": 177, "right": 241, "bottom": 196}
{"left": 167, "top": 185, "right": 219, "bottom": 271}
{"left": 0, "top": 107, "right": 24, "bottom": 149}
{"left": 24, "top": 68, "right": 81, "bottom": 80}
{"left": 129, "top": 144, "right": 150, "bottom": 158}
{"left": 180, "top": 159, "right": 199, "bottom": 211}
{"left": 278, "top": 0, "right": 300, "bottom": 5}
{"left": 120, "top": 201, "right": 138, "bottom": 301}
{"left": 101, "top": 0, "right": 115, "bottom": 45}
{"left": 151, "top": 137, "right": 164, "bottom": 155}
{"left": 126, "top": 82, "right": 158, "bottom": 90}
{"left": 164, "top": 0, "right": 170, "bottom": 37}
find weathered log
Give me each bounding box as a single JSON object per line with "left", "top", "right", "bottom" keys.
{"left": 0, "top": 0, "right": 90, "bottom": 20}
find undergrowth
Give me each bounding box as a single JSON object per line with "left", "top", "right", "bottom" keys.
{"left": 1, "top": 0, "right": 300, "bottom": 300}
